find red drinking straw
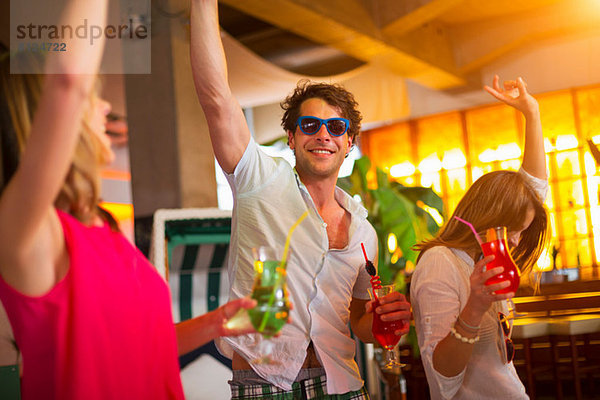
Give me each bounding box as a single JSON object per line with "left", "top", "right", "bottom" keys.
{"left": 454, "top": 216, "right": 484, "bottom": 246}
{"left": 361, "top": 242, "right": 369, "bottom": 262}
{"left": 361, "top": 242, "right": 381, "bottom": 299}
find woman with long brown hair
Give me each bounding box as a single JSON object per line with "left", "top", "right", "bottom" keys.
{"left": 411, "top": 75, "right": 549, "bottom": 399}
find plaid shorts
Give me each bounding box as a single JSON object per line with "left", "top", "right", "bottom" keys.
{"left": 229, "top": 373, "right": 370, "bottom": 400}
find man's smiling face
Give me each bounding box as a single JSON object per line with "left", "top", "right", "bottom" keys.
{"left": 288, "top": 98, "right": 353, "bottom": 181}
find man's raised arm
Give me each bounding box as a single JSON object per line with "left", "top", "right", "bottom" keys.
{"left": 190, "top": 0, "right": 251, "bottom": 173}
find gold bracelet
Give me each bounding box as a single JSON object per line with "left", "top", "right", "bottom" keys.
{"left": 457, "top": 316, "right": 481, "bottom": 332}
{"left": 450, "top": 326, "right": 480, "bottom": 344}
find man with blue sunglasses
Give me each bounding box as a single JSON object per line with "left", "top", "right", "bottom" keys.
{"left": 191, "top": 1, "right": 411, "bottom": 398}
{"left": 296, "top": 116, "right": 350, "bottom": 136}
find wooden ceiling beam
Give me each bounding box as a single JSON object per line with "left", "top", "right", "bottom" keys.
{"left": 220, "top": 0, "right": 465, "bottom": 89}
{"left": 382, "top": 0, "right": 467, "bottom": 36}
{"left": 456, "top": 0, "right": 600, "bottom": 74}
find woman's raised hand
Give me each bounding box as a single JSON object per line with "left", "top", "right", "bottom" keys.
{"left": 484, "top": 74, "right": 539, "bottom": 117}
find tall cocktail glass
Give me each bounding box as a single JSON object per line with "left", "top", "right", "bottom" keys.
{"left": 480, "top": 226, "right": 520, "bottom": 294}
{"left": 247, "top": 246, "right": 290, "bottom": 364}
{"left": 369, "top": 284, "right": 407, "bottom": 370}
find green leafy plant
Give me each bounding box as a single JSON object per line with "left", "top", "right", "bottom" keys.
{"left": 339, "top": 156, "right": 444, "bottom": 358}
{"left": 338, "top": 156, "right": 444, "bottom": 290}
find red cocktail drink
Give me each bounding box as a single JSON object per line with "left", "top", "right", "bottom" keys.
{"left": 481, "top": 227, "right": 520, "bottom": 294}
{"left": 372, "top": 298, "right": 406, "bottom": 348}
{"left": 368, "top": 284, "right": 406, "bottom": 369}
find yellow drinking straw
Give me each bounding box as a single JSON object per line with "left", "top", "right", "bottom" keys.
{"left": 258, "top": 209, "right": 309, "bottom": 332}
{"left": 281, "top": 209, "right": 309, "bottom": 269}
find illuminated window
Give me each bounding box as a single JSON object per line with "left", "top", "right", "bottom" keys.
{"left": 466, "top": 104, "right": 519, "bottom": 169}
{"left": 364, "top": 122, "right": 412, "bottom": 172}
{"left": 538, "top": 90, "right": 576, "bottom": 143}
{"left": 577, "top": 87, "right": 600, "bottom": 138}
{"left": 362, "top": 84, "right": 600, "bottom": 281}
{"left": 390, "top": 162, "right": 416, "bottom": 178}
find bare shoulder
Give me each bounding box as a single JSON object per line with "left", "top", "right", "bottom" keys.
{"left": 416, "top": 246, "right": 456, "bottom": 268}
{"left": 412, "top": 247, "right": 464, "bottom": 292}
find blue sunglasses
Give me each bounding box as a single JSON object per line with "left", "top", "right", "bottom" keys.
{"left": 296, "top": 116, "right": 350, "bottom": 137}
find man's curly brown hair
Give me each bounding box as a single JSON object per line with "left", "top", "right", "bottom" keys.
{"left": 281, "top": 80, "right": 362, "bottom": 144}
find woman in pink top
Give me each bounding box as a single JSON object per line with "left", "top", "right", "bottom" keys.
{"left": 0, "top": 1, "right": 256, "bottom": 399}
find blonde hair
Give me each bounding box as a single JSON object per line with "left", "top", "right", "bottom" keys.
{"left": 0, "top": 50, "right": 108, "bottom": 226}
{"left": 0, "top": 51, "right": 43, "bottom": 191}
{"left": 415, "top": 170, "right": 549, "bottom": 278}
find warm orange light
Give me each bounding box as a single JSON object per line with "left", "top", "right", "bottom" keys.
{"left": 101, "top": 169, "right": 131, "bottom": 181}
{"left": 387, "top": 233, "right": 397, "bottom": 253}
{"left": 100, "top": 202, "right": 134, "bottom": 222}
{"left": 442, "top": 149, "right": 466, "bottom": 170}
{"left": 390, "top": 162, "right": 416, "bottom": 178}
{"left": 390, "top": 247, "right": 403, "bottom": 265}
{"left": 471, "top": 167, "right": 484, "bottom": 181}
{"left": 418, "top": 155, "right": 442, "bottom": 173}
{"left": 496, "top": 143, "right": 521, "bottom": 161}
{"left": 420, "top": 173, "right": 441, "bottom": 193}
{"left": 404, "top": 260, "right": 415, "bottom": 274}
{"left": 366, "top": 169, "right": 377, "bottom": 190}
{"left": 594, "top": 234, "right": 600, "bottom": 262}
{"left": 478, "top": 149, "right": 496, "bottom": 163}
{"left": 555, "top": 135, "right": 579, "bottom": 151}
{"left": 417, "top": 200, "right": 443, "bottom": 226}
{"left": 584, "top": 153, "right": 596, "bottom": 175}
{"left": 364, "top": 83, "right": 600, "bottom": 273}
{"left": 534, "top": 247, "right": 553, "bottom": 272}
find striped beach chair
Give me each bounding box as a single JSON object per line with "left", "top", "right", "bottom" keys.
{"left": 151, "top": 208, "right": 233, "bottom": 399}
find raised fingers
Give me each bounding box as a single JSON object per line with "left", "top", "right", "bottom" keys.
{"left": 485, "top": 75, "right": 524, "bottom": 103}
{"left": 503, "top": 80, "right": 517, "bottom": 91}
{"left": 492, "top": 74, "right": 501, "bottom": 91}
{"left": 483, "top": 84, "right": 503, "bottom": 102}
{"left": 515, "top": 76, "right": 528, "bottom": 95}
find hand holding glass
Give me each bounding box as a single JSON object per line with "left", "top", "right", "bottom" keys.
{"left": 225, "top": 246, "right": 290, "bottom": 365}
{"left": 480, "top": 227, "right": 520, "bottom": 294}
{"left": 369, "top": 284, "right": 407, "bottom": 370}
{"left": 248, "top": 247, "right": 290, "bottom": 338}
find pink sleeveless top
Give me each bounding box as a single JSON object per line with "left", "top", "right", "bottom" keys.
{"left": 0, "top": 210, "right": 184, "bottom": 400}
